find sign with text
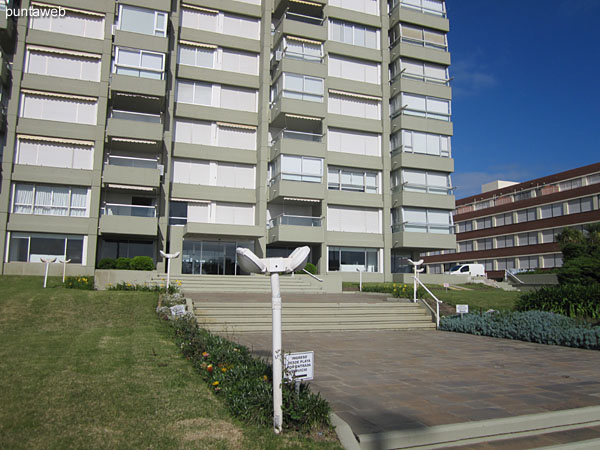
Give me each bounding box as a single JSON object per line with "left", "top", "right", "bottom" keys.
{"left": 170, "top": 304, "right": 186, "bottom": 317}
{"left": 456, "top": 304, "right": 469, "bottom": 314}
{"left": 284, "top": 351, "right": 314, "bottom": 381}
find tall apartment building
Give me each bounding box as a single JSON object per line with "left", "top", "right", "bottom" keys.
{"left": 0, "top": 0, "right": 455, "bottom": 281}
{"left": 423, "top": 163, "right": 600, "bottom": 279}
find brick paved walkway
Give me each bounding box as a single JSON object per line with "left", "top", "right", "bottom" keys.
{"left": 230, "top": 329, "right": 600, "bottom": 436}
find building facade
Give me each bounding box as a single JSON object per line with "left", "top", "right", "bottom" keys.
{"left": 423, "top": 163, "right": 600, "bottom": 279}
{"left": 0, "top": 0, "right": 455, "bottom": 281}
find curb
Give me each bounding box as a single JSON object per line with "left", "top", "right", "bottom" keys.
{"left": 330, "top": 413, "right": 362, "bottom": 450}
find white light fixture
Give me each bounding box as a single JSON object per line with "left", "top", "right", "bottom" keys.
{"left": 59, "top": 259, "right": 71, "bottom": 283}
{"left": 40, "top": 257, "right": 57, "bottom": 288}
{"left": 408, "top": 259, "right": 424, "bottom": 302}
{"left": 160, "top": 250, "right": 181, "bottom": 290}
{"left": 236, "top": 246, "right": 310, "bottom": 434}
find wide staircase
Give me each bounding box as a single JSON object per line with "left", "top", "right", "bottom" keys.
{"left": 193, "top": 300, "right": 436, "bottom": 333}
{"left": 151, "top": 274, "right": 325, "bottom": 294}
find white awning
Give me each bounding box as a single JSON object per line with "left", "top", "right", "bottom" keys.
{"left": 32, "top": 2, "right": 105, "bottom": 17}
{"left": 17, "top": 134, "right": 94, "bottom": 146}
{"left": 286, "top": 35, "right": 322, "bottom": 45}
{"left": 285, "top": 113, "right": 321, "bottom": 121}
{"left": 329, "top": 89, "right": 381, "bottom": 101}
{"left": 27, "top": 45, "right": 101, "bottom": 59}
{"left": 181, "top": 3, "right": 218, "bottom": 13}
{"left": 111, "top": 137, "right": 158, "bottom": 145}
{"left": 283, "top": 197, "right": 320, "bottom": 203}
{"left": 216, "top": 122, "right": 257, "bottom": 130}
{"left": 106, "top": 184, "right": 155, "bottom": 191}
{"left": 21, "top": 89, "right": 97, "bottom": 102}
{"left": 179, "top": 40, "right": 218, "bottom": 49}
{"left": 113, "top": 92, "right": 160, "bottom": 101}
{"left": 290, "top": 0, "right": 322, "bottom": 7}
{"left": 171, "top": 198, "right": 211, "bottom": 204}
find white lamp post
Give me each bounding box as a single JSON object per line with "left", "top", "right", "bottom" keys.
{"left": 40, "top": 257, "right": 57, "bottom": 288}
{"left": 356, "top": 267, "right": 363, "bottom": 292}
{"left": 236, "top": 246, "right": 310, "bottom": 434}
{"left": 59, "top": 259, "right": 71, "bottom": 283}
{"left": 159, "top": 250, "right": 181, "bottom": 290}
{"left": 408, "top": 259, "right": 424, "bottom": 303}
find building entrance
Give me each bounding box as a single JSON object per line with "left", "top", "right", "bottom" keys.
{"left": 182, "top": 240, "right": 253, "bottom": 275}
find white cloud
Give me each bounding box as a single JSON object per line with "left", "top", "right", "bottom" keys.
{"left": 452, "top": 166, "right": 537, "bottom": 199}
{"left": 451, "top": 59, "right": 498, "bottom": 98}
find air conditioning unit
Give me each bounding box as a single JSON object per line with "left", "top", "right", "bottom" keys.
{"left": 275, "top": 51, "right": 283, "bottom": 61}
{"left": 111, "top": 24, "right": 117, "bottom": 35}
{"left": 157, "top": 164, "right": 164, "bottom": 176}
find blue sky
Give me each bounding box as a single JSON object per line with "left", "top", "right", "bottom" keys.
{"left": 446, "top": 0, "right": 600, "bottom": 198}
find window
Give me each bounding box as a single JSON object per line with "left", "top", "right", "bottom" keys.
{"left": 216, "top": 123, "right": 257, "bottom": 150}
{"left": 328, "top": 247, "right": 380, "bottom": 272}
{"left": 328, "top": 167, "right": 379, "bottom": 193}
{"left": 496, "top": 258, "right": 515, "bottom": 271}
{"left": 169, "top": 201, "right": 188, "bottom": 225}
{"left": 20, "top": 91, "right": 97, "bottom": 125}
{"left": 517, "top": 232, "right": 538, "bottom": 246}
{"left": 328, "top": 54, "right": 380, "bottom": 84}
{"left": 519, "top": 256, "right": 538, "bottom": 270}
{"left": 328, "top": 128, "right": 381, "bottom": 156}
{"left": 113, "top": 47, "right": 165, "bottom": 80}
{"left": 117, "top": 5, "right": 167, "bottom": 37}
{"left": 180, "top": 7, "right": 260, "bottom": 40}
{"left": 328, "top": 92, "right": 381, "bottom": 119}
{"left": 329, "top": 20, "right": 380, "bottom": 49}
{"left": 15, "top": 136, "right": 93, "bottom": 170}
{"left": 389, "top": 23, "right": 447, "bottom": 50}
{"left": 540, "top": 203, "right": 563, "bottom": 219}
{"left": 541, "top": 228, "right": 563, "bottom": 244}
{"left": 329, "top": 0, "right": 378, "bottom": 15}
{"left": 587, "top": 173, "right": 600, "bottom": 185}
{"left": 8, "top": 233, "right": 85, "bottom": 264}
{"left": 392, "top": 130, "right": 450, "bottom": 157}
{"left": 279, "top": 36, "right": 323, "bottom": 62}
{"left": 516, "top": 207, "right": 536, "bottom": 223}
{"left": 475, "top": 217, "right": 492, "bottom": 230}
{"left": 458, "top": 241, "right": 473, "bottom": 253}
{"left": 495, "top": 212, "right": 513, "bottom": 227}
{"left": 214, "top": 202, "right": 255, "bottom": 225}
{"left": 327, "top": 206, "right": 381, "bottom": 233}
{"left": 559, "top": 178, "right": 582, "bottom": 192}
{"left": 172, "top": 159, "right": 255, "bottom": 189}
{"left": 477, "top": 238, "right": 493, "bottom": 251}
{"left": 392, "top": 169, "right": 451, "bottom": 194}
{"left": 567, "top": 197, "right": 593, "bottom": 214}
{"left": 98, "top": 238, "right": 154, "bottom": 261}
{"left": 496, "top": 235, "right": 514, "bottom": 249}
{"left": 514, "top": 189, "right": 533, "bottom": 202}
{"left": 272, "top": 73, "right": 324, "bottom": 102}
{"left": 456, "top": 221, "right": 472, "bottom": 233}
{"left": 481, "top": 259, "right": 494, "bottom": 271}
{"left": 391, "top": 250, "right": 412, "bottom": 273}
{"left": 175, "top": 80, "right": 258, "bottom": 112}
{"left": 542, "top": 254, "right": 563, "bottom": 268}
{"left": 389, "top": 58, "right": 448, "bottom": 84}
{"left": 174, "top": 119, "right": 257, "bottom": 150}
{"left": 178, "top": 44, "right": 216, "bottom": 69}
{"left": 172, "top": 201, "right": 254, "bottom": 226}
{"left": 25, "top": 46, "right": 101, "bottom": 82}
{"left": 427, "top": 264, "right": 442, "bottom": 274}
{"left": 30, "top": 8, "right": 104, "bottom": 39}
{"left": 391, "top": 93, "right": 451, "bottom": 121}
{"left": 394, "top": 207, "right": 453, "bottom": 234}
{"left": 12, "top": 184, "right": 88, "bottom": 217}
{"left": 222, "top": 48, "right": 259, "bottom": 75}
{"left": 270, "top": 155, "right": 323, "bottom": 183}
{"left": 220, "top": 85, "right": 258, "bottom": 112}
{"left": 393, "top": 0, "right": 446, "bottom": 17}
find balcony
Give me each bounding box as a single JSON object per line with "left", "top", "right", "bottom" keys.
{"left": 106, "top": 109, "right": 164, "bottom": 142}
{"left": 273, "top": 7, "right": 327, "bottom": 43}
{"left": 268, "top": 175, "right": 325, "bottom": 202}
{"left": 270, "top": 128, "right": 325, "bottom": 159}
{"left": 267, "top": 214, "right": 325, "bottom": 243}
{"left": 392, "top": 223, "right": 456, "bottom": 251}
{"left": 102, "top": 156, "right": 162, "bottom": 188}
{"left": 110, "top": 73, "right": 167, "bottom": 102}
{"left": 99, "top": 203, "right": 158, "bottom": 236}
{"left": 270, "top": 94, "right": 326, "bottom": 126}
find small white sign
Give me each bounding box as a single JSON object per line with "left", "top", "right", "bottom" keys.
{"left": 443, "top": 283, "right": 450, "bottom": 288}
{"left": 284, "top": 351, "right": 314, "bottom": 381}
{"left": 170, "top": 304, "right": 186, "bottom": 317}
{"left": 456, "top": 304, "right": 469, "bottom": 314}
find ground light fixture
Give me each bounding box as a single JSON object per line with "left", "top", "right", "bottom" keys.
{"left": 59, "top": 259, "right": 71, "bottom": 283}
{"left": 408, "top": 259, "right": 424, "bottom": 302}
{"left": 40, "top": 257, "right": 57, "bottom": 288}
{"left": 236, "top": 246, "right": 310, "bottom": 434}
{"left": 159, "top": 250, "right": 181, "bottom": 290}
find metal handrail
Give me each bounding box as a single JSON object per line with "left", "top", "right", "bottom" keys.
{"left": 271, "top": 129, "right": 323, "bottom": 144}
{"left": 392, "top": 222, "right": 454, "bottom": 234}
{"left": 505, "top": 269, "right": 525, "bottom": 284}
{"left": 390, "top": 71, "right": 450, "bottom": 86}
{"left": 106, "top": 155, "right": 159, "bottom": 169}
{"left": 302, "top": 269, "right": 323, "bottom": 282}
{"left": 392, "top": 182, "right": 454, "bottom": 194}
{"left": 413, "top": 275, "right": 442, "bottom": 328}
{"left": 268, "top": 214, "right": 322, "bottom": 228}
{"left": 388, "top": 0, "right": 447, "bottom": 18}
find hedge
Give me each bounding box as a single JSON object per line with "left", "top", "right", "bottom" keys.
{"left": 97, "top": 256, "right": 155, "bottom": 271}
{"left": 515, "top": 284, "right": 600, "bottom": 320}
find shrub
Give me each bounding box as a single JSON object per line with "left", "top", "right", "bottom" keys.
{"left": 168, "top": 315, "right": 331, "bottom": 431}
{"left": 115, "top": 257, "right": 131, "bottom": 270}
{"left": 440, "top": 310, "right": 600, "bottom": 350}
{"left": 130, "top": 256, "right": 155, "bottom": 271}
{"left": 64, "top": 276, "right": 95, "bottom": 290}
{"left": 303, "top": 262, "right": 317, "bottom": 275}
{"left": 97, "top": 258, "right": 116, "bottom": 269}
{"left": 515, "top": 284, "right": 600, "bottom": 320}
{"left": 108, "top": 281, "right": 180, "bottom": 294}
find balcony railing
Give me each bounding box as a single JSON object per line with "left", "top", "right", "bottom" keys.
{"left": 391, "top": 106, "right": 451, "bottom": 122}
{"left": 110, "top": 109, "right": 162, "bottom": 124}
{"left": 392, "top": 222, "right": 453, "bottom": 234}
{"left": 275, "top": 11, "right": 325, "bottom": 27}
{"left": 106, "top": 155, "right": 158, "bottom": 169}
{"left": 102, "top": 203, "right": 156, "bottom": 218}
{"left": 392, "top": 183, "right": 453, "bottom": 195}
{"left": 268, "top": 214, "right": 322, "bottom": 228}
{"left": 388, "top": 0, "right": 447, "bottom": 17}
{"left": 272, "top": 129, "right": 323, "bottom": 143}
{"left": 269, "top": 172, "right": 323, "bottom": 184}
{"left": 390, "top": 70, "right": 450, "bottom": 86}
{"left": 281, "top": 49, "right": 324, "bottom": 63}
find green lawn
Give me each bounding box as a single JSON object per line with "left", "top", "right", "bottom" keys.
{"left": 0, "top": 276, "right": 341, "bottom": 449}
{"left": 424, "top": 283, "right": 521, "bottom": 313}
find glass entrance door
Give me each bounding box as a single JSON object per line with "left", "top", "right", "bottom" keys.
{"left": 182, "top": 240, "right": 254, "bottom": 275}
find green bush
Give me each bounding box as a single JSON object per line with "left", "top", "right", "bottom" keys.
{"left": 97, "top": 258, "right": 116, "bottom": 269}
{"left": 303, "top": 262, "right": 317, "bottom": 275}
{"left": 168, "top": 315, "right": 331, "bottom": 431}
{"left": 115, "top": 257, "right": 131, "bottom": 270}
{"left": 440, "top": 311, "right": 600, "bottom": 350}
{"left": 64, "top": 276, "right": 95, "bottom": 290}
{"left": 108, "top": 282, "right": 180, "bottom": 294}
{"left": 515, "top": 284, "right": 600, "bottom": 320}
{"left": 130, "top": 256, "right": 154, "bottom": 271}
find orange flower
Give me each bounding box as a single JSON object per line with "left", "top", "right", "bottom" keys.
{"left": 221, "top": 367, "right": 227, "bottom": 373}
{"left": 202, "top": 351, "right": 209, "bottom": 358}
{"left": 207, "top": 364, "right": 213, "bottom": 373}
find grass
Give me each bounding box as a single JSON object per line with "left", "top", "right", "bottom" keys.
{"left": 0, "top": 276, "right": 341, "bottom": 449}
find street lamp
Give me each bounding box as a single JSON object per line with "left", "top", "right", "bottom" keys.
{"left": 159, "top": 250, "right": 181, "bottom": 290}
{"left": 40, "top": 257, "right": 57, "bottom": 288}
{"left": 236, "top": 246, "right": 310, "bottom": 434}
{"left": 59, "top": 259, "right": 71, "bottom": 283}
{"left": 408, "top": 259, "right": 424, "bottom": 302}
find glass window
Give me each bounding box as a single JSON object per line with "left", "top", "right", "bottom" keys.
{"left": 9, "top": 233, "right": 85, "bottom": 263}
{"left": 457, "top": 221, "right": 472, "bottom": 233}
{"left": 113, "top": 47, "right": 165, "bottom": 80}
{"left": 328, "top": 167, "right": 379, "bottom": 193}
{"left": 271, "top": 155, "right": 323, "bottom": 183}
{"left": 395, "top": 207, "right": 453, "bottom": 234}
{"left": 329, "top": 247, "right": 379, "bottom": 272}
{"left": 12, "top": 184, "right": 89, "bottom": 217}
{"left": 392, "top": 93, "right": 450, "bottom": 120}
{"left": 30, "top": 8, "right": 105, "bottom": 39}
{"left": 118, "top": 5, "right": 167, "bottom": 37}
{"left": 178, "top": 45, "right": 215, "bottom": 68}
{"left": 329, "top": 20, "right": 379, "bottom": 49}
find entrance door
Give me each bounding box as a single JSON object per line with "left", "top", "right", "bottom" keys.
{"left": 202, "top": 241, "right": 225, "bottom": 275}
{"left": 182, "top": 240, "right": 254, "bottom": 275}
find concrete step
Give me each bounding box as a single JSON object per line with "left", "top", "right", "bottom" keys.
{"left": 201, "top": 322, "right": 436, "bottom": 333}
{"left": 156, "top": 274, "right": 323, "bottom": 293}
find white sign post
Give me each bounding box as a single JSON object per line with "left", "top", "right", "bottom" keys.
{"left": 159, "top": 250, "right": 181, "bottom": 290}
{"left": 356, "top": 268, "right": 363, "bottom": 292}
{"left": 456, "top": 304, "right": 469, "bottom": 318}
{"left": 59, "top": 259, "right": 71, "bottom": 283}
{"left": 284, "top": 351, "right": 314, "bottom": 382}
{"left": 408, "top": 259, "right": 424, "bottom": 303}
{"left": 40, "top": 257, "right": 57, "bottom": 288}
{"left": 236, "top": 246, "right": 310, "bottom": 434}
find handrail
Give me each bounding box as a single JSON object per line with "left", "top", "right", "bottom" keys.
{"left": 413, "top": 275, "right": 442, "bottom": 328}
{"left": 271, "top": 128, "right": 323, "bottom": 144}
{"left": 505, "top": 269, "right": 525, "bottom": 285}
{"left": 302, "top": 269, "right": 323, "bottom": 282}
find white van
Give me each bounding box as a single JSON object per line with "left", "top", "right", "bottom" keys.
{"left": 448, "top": 263, "right": 485, "bottom": 277}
